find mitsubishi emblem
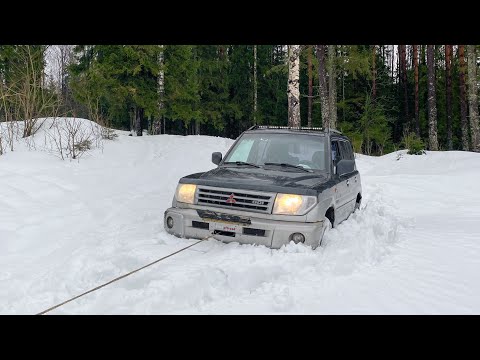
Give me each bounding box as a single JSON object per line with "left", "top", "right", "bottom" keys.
{"left": 226, "top": 193, "right": 236, "bottom": 204}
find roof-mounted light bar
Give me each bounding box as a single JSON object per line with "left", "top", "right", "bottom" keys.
{"left": 247, "top": 125, "right": 342, "bottom": 134}
{"left": 258, "top": 125, "right": 324, "bottom": 130}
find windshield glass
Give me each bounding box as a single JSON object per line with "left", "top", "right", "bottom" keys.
{"left": 223, "top": 133, "right": 327, "bottom": 171}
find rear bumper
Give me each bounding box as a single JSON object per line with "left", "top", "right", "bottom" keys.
{"left": 164, "top": 207, "right": 324, "bottom": 249}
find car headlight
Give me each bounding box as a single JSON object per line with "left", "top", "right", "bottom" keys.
{"left": 272, "top": 193, "right": 317, "bottom": 215}
{"left": 175, "top": 183, "right": 197, "bottom": 204}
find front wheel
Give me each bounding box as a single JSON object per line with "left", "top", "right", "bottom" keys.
{"left": 318, "top": 218, "right": 332, "bottom": 248}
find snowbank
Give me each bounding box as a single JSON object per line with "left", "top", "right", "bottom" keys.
{"left": 1, "top": 119, "right": 480, "bottom": 314}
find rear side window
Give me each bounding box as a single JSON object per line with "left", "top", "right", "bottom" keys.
{"left": 338, "top": 141, "right": 354, "bottom": 160}
{"left": 346, "top": 141, "right": 354, "bottom": 160}
{"left": 331, "top": 141, "right": 339, "bottom": 162}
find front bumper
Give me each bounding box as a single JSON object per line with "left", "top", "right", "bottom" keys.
{"left": 163, "top": 207, "right": 324, "bottom": 249}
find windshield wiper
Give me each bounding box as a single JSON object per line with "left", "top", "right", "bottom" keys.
{"left": 263, "top": 162, "right": 312, "bottom": 172}
{"left": 223, "top": 161, "right": 261, "bottom": 168}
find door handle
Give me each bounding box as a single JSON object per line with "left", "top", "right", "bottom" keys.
{"left": 346, "top": 179, "right": 350, "bottom": 186}
{"left": 355, "top": 176, "right": 357, "bottom": 182}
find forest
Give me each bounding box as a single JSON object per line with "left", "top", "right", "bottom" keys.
{"left": 1, "top": 45, "right": 479, "bottom": 156}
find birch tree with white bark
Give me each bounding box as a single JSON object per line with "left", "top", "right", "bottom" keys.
{"left": 287, "top": 45, "right": 301, "bottom": 127}
{"left": 152, "top": 45, "right": 165, "bottom": 135}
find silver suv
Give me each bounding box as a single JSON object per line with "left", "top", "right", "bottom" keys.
{"left": 164, "top": 126, "right": 362, "bottom": 249}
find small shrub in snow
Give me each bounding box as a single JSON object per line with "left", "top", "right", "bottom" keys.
{"left": 74, "top": 139, "right": 92, "bottom": 152}
{"left": 402, "top": 132, "right": 426, "bottom": 155}
{"left": 101, "top": 127, "right": 118, "bottom": 140}
{"left": 42, "top": 118, "right": 102, "bottom": 160}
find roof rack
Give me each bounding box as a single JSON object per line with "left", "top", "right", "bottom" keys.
{"left": 247, "top": 125, "right": 343, "bottom": 134}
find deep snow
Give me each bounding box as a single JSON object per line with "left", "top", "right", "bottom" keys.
{"left": 1, "top": 118, "right": 480, "bottom": 314}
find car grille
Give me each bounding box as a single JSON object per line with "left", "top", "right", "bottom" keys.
{"left": 196, "top": 186, "right": 275, "bottom": 213}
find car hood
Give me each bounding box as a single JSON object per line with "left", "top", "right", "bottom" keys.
{"left": 179, "top": 166, "right": 331, "bottom": 196}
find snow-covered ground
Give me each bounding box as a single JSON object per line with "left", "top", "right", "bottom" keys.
{"left": 1, "top": 118, "right": 480, "bottom": 314}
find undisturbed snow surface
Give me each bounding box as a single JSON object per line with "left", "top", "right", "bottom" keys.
{"left": 1, "top": 118, "right": 480, "bottom": 314}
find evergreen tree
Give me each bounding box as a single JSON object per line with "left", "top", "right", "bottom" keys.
{"left": 70, "top": 45, "right": 161, "bottom": 133}
{"left": 164, "top": 45, "right": 201, "bottom": 134}
{"left": 427, "top": 45, "right": 439, "bottom": 150}
{"left": 316, "top": 45, "right": 329, "bottom": 129}
{"left": 467, "top": 45, "right": 480, "bottom": 151}
{"left": 197, "top": 45, "right": 232, "bottom": 134}
{"left": 458, "top": 45, "right": 470, "bottom": 150}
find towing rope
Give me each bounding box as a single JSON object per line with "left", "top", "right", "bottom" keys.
{"left": 37, "top": 236, "right": 212, "bottom": 315}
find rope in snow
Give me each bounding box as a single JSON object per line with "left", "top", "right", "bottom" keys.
{"left": 36, "top": 236, "right": 212, "bottom": 315}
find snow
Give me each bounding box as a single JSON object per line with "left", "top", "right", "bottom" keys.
{"left": 1, "top": 118, "right": 480, "bottom": 314}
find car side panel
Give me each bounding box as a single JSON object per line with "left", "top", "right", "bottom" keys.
{"left": 333, "top": 176, "right": 350, "bottom": 224}
{"left": 344, "top": 170, "right": 359, "bottom": 217}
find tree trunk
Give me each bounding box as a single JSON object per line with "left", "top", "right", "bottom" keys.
{"left": 130, "top": 107, "right": 135, "bottom": 133}
{"left": 467, "top": 45, "right": 480, "bottom": 151}
{"left": 316, "top": 45, "right": 329, "bottom": 129}
{"left": 413, "top": 45, "right": 420, "bottom": 136}
{"left": 153, "top": 45, "right": 165, "bottom": 135}
{"left": 445, "top": 45, "right": 453, "bottom": 150}
{"left": 391, "top": 45, "right": 394, "bottom": 80}
{"left": 372, "top": 45, "right": 376, "bottom": 100}
{"left": 287, "top": 45, "right": 301, "bottom": 127}
{"left": 341, "top": 46, "right": 345, "bottom": 123}
{"left": 399, "top": 45, "right": 409, "bottom": 129}
{"left": 328, "top": 45, "right": 337, "bottom": 129}
{"left": 307, "top": 45, "right": 313, "bottom": 127}
{"left": 427, "top": 45, "right": 439, "bottom": 150}
{"left": 135, "top": 107, "right": 143, "bottom": 136}
{"left": 253, "top": 45, "right": 257, "bottom": 125}
{"left": 459, "top": 45, "right": 470, "bottom": 151}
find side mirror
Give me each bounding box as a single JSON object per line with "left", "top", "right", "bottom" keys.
{"left": 212, "top": 152, "right": 222, "bottom": 165}
{"left": 336, "top": 159, "right": 355, "bottom": 176}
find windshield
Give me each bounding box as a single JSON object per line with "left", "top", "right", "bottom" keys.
{"left": 223, "top": 133, "right": 327, "bottom": 171}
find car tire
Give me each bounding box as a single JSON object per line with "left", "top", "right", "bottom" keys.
{"left": 318, "top": 218, "right": 332, "bottom": 248}
{"left": 354, "top": 199, "right": 361, "bottom": 212}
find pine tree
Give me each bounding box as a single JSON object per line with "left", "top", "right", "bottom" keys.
{"left": 70, "top": 45, "right": 161, "bottom": 133}
{"left": 257, "top": 45, "right": 288, "bottom": 127}
{"left": 413, "top": 45, "right": 420, "bottom": 136}
{"left": 458, "top": 45, "right": 470, "bottom": 150}
{"left": 467, "top": 45, "right": 480, "bottom": 151}
{"left": 316, "top": 45, "right": 329, "bottom": 128}
{"left": 328, "top": 45, "right": 338, "bottom": 129}
{"left": 445, "top": 45, "right": 453, "bottom": 150}
{"left": 399, "top": 45, "right": 410, "bottom": 130}
{"left": 307, "top": 45, "right": 313, "bottom": 127}
{"left": 164, "top": 45, "right": 201, "bottom": 134}
{"left": 197, "top": 45, "right": 231, "bottom": 133}
{"left": 226, "top": 45, "right": 254, "bottom": 136}
{"left": 253, "top": 45, "right": 258, "bottom": 125}
{"left": 427, "top": 45, "right": 439, "bottom": 150}
{"left": 372, "top": 45, "right": 376, "bottom": 100}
